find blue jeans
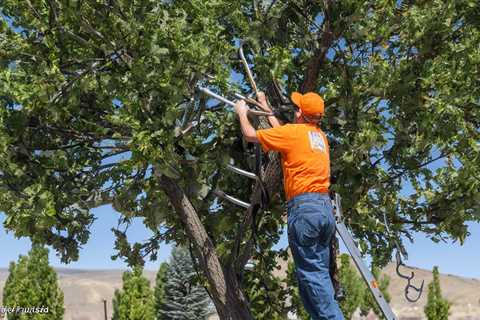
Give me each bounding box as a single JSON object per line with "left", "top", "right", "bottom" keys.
{"left": 287, "top": 193, "right": 344, "bottom": 320}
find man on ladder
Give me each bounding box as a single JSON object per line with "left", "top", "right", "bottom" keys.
{"left": 234, "top": 91, "right": 345, "bottom": 320}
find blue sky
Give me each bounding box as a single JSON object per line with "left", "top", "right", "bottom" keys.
{"left": 1, "top": 207, "right": 479, "bottom": 279}
{"left": 0, "top": 206, "right": 172, "bottom": 270}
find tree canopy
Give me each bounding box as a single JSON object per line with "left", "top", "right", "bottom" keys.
{"left": 1, "top": 0, "right": 479, "bottom": 318}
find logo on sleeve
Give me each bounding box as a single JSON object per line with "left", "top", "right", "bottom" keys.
{"left": 308, "top": 131, "right": 326, "bottom": 152}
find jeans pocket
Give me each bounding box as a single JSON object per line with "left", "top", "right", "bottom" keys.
{"left": 293, "top": 214, "right": 321, "bottom": 247}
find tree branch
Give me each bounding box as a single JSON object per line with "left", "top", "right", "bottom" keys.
{"left": 155, "top": 171, "right": 254, "bottom": 320}
{"left": 300, "top": 0, "right": 335, "bottom": 93}
{"left": 379, "top": 151, "right": 451, "bottom": 186}
{"left": 25, "top": 0, "right": 43, "bottom": 22}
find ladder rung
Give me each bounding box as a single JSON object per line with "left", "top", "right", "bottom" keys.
{"left": 226, "top": 164, "right": 258, "bottom": 180}
{"left": 198, "top": 87, "right": 273, "bottom": 117}
{"left": 199, "top": 87, "right": 235, "bottom": 107}
{"left": 214, "top": 190, "right": 250, "bottom": 209}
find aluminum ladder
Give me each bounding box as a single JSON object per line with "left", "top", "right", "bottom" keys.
{"left": 332, "top": 193, "right": 398, "bottom": 320}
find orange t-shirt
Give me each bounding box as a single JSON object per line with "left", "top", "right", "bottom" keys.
{"left": 256, "top": 123, "right": 330, "bottom": 201}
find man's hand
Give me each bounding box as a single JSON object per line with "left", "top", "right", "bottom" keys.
{"left": 257, "top": 91, "right": 272, "bottom": 112}
{"left": 234, "top": 99, "right": 258, "bottom": 143}
{"left": 234, "top": 99, "right": 249, "bottom": 117}
{"left": 257, "top": 91, "right": 282, "bottom": 128}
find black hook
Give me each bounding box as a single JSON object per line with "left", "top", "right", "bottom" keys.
{"left": 405, "top": 278, "right": 424, "bottom": 303}
{"left": 395, "top": 252, "right": 413, "bottom": 281}
{"left": 395, "top": 251, "right": 424, "bottom": 302}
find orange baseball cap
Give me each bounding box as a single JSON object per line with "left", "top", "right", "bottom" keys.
{"left": 291, "top": 92, "right": 324, "bottom": 116}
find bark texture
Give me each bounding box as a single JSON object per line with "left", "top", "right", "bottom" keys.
{"left": 158, "top": 173, "right": 253, "bottom": 320}
{"left": 300, "top": 0, "right": 335, "bottom": 93}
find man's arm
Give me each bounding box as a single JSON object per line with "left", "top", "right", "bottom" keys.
{"left": 234, "top": 100, "right": 259, "bottom": 143}
{"left": 257, "top": 92, "right": 283, "bottom": 128}
{"left": 235, "top": 100, "right": 294, "bottom": 153}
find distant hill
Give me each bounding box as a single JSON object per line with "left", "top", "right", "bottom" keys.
{"left": 1, "top": 264, "right": 479, "bottom": 320}
{"left": 0, "top": 268, "right": 157, "bottom": 320}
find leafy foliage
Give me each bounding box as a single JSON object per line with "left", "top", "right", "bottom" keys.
{"left": 111, "top": 266, "right": 155, "bottom": 320}
{"left": 242, "top": 250, "right": 290, "bottom": 319}
{"left": 1, "top": 0, "right": 479, "bottom": 316}
{"left": 154, "top": 262, "right": 169, "bottom": 320}
{"left": 2, "top": 245, "right": 64, "bottom": 320}
{"left": 158, "top": 246, "right": 211, "bottom": 320}
{"left": 0, "top": 0, "right": 236, "bottom": 264}
{"left": 424, "top": 266, "right": 450, "bottom": 320}
{"left": 338, "top": 254, "right": 365, "bottom": 318}
{"left": 288, "top": 254, "right": 390, "bottom": 319}
{"left": 284, "top": 261, "right": 309, "bottom": 320}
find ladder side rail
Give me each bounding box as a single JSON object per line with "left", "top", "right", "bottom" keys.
{"left": 333, "top": 194, "right": 397, "bottom": 320}
{"left": 335, "top": 223, "right": 398, "bottom": 320}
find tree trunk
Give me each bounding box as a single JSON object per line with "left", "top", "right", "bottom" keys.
{"left": 157, "top": 173, "right": 254, "bottom": 320}
{"left": 300, "top": 0, "right": 335, "bottom": 93}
